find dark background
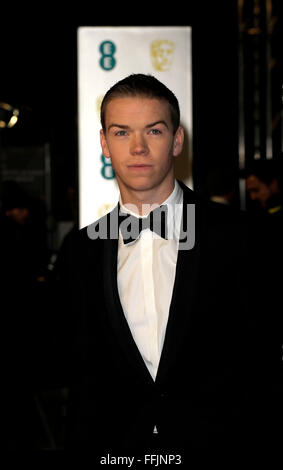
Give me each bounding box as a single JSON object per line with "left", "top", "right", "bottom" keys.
{"left": 0, "top": 0, "right": 282, "bottom": 451}
{"left": 0, "top": 2, "right": 241, "bottom": 222}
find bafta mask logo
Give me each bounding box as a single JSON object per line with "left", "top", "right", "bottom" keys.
{"left": 150, "top": 40, "right": 175, "bottom": 72}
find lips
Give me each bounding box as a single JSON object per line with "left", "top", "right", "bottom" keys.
{"left": 128, "top": 164, "right": 152, "bottom": 168}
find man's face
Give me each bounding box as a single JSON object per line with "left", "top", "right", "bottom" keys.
{"left": 246, "top": 175, "right": 272, "bottom": 208}
{"left": 100, "top": 97, "right": 184, "bottom": 203}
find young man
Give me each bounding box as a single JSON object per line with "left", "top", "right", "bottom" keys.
{"left": 243, "top": 159, "right": 282, "bottom": 214}
{"left": 62, "top": 74, "right": 264, "bottom": 460}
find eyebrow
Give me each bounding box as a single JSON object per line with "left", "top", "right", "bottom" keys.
{"left": 108, "top": 123, "right": 129, "bottom": 131}
{"left": 107, "top": 120, "right": 169, "bottom": 132}
{"left": 146, "top": 120, "right": 169, "bottom": 129}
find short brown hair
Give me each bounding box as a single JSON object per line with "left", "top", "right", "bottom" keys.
{"left": 100, "top": 73, "right": 180, "bottom": 134}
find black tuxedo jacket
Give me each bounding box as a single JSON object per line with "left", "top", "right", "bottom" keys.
{"left": 58, "top": 181, "right": 264, "bottom": 458}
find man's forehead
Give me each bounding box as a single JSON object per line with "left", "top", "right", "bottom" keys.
{"left": 105, "top": 96, "right": 172, "bottom": 126}
{"left": 246, "top": 175, "right": 264, "bottom": 187}
{"left": 247, "top": 174, "right": 259, "bottom": 183}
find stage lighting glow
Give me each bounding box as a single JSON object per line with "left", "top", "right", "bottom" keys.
{"left": 0, "top": 102, "right": 19, "bottom": 129}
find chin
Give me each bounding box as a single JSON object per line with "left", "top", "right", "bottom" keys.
{"left": 119, "top": 174, "right": 154, "bottom": 190}
{"left": 129, "top": 182, "right": 155, "bottom": 192}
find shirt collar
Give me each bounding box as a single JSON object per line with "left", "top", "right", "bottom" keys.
{"left": 162, "top": 178, "right": 183, "bottom": 207}
{"left": 119, "top": 179, "right": 183, "bottom": 216}
{"left": 118, "top": 179, "right": 183, "bottom": 243}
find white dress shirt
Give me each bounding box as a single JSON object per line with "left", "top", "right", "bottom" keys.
{"left": 117, "top": 179, "right": 183, "bottom": 380}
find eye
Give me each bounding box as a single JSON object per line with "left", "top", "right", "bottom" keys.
{"left": 115, "top": 130, "right": 127, "bottom": 136}
{"left": 149, "top": 128, "right": 162, "bottom": 135}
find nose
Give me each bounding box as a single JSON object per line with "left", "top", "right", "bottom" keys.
{"left": 130, "top": 132, "right": 149, "bottom": 156}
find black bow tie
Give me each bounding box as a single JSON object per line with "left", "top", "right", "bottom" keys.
{"left": 118, "top": 204, "right": 168, "bottom": 245}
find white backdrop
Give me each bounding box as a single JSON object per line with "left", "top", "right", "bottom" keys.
{"left": 77, "top": 26, "right": 192, "bottom": 228}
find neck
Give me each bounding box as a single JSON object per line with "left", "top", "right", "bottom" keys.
{"left": 120, "top": 180, "right": 175, "bottom": 216}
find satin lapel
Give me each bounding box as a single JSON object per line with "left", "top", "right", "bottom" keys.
{"left": 155, "top": 184, "right": 201, "bottom": 386}
{"left": 102, "top": 220, "right": 155, "bottom": 387}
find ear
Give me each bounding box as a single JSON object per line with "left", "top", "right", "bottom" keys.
{"left": 173, "top": 126, "right": 184, "bottom": 157}
{"left": 269, "top": 177, "right": 280, "bottom": 195}
{"left": 100, "top": 129, "right": 111, "bottom": 158}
